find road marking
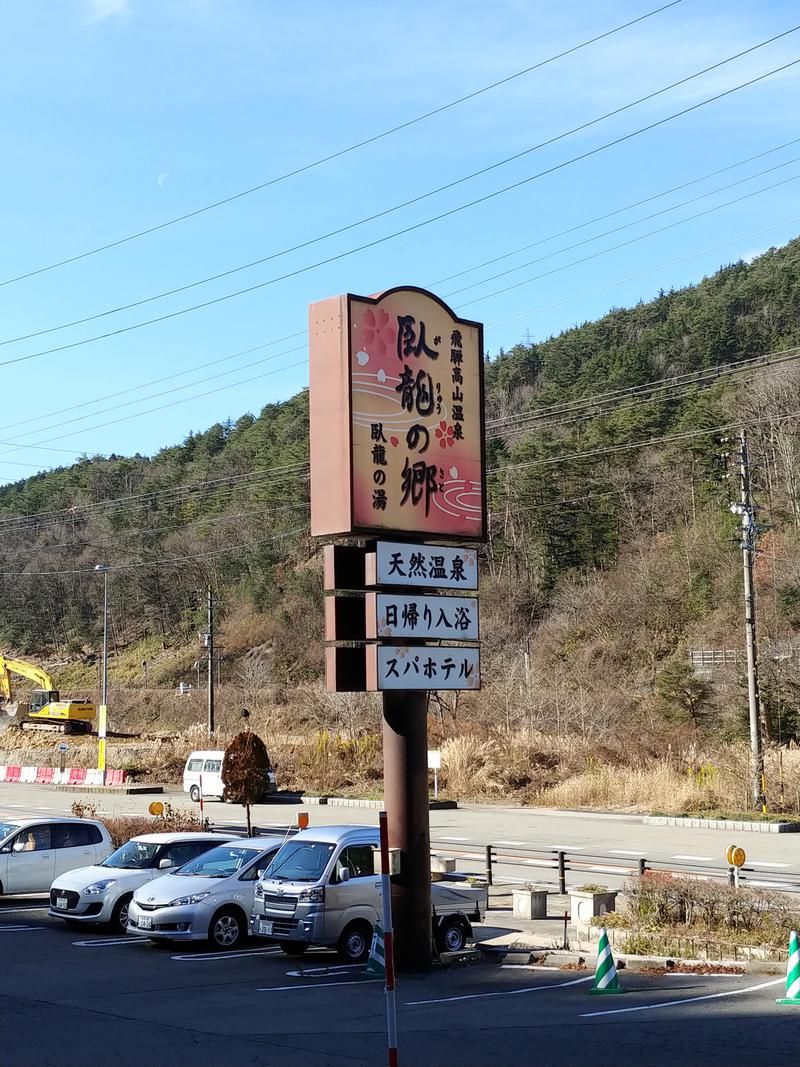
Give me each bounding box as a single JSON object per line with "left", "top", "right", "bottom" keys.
{"left": 751, "top": 861, "right": 790, "bottom": 868}
{"left": 258, "top": 979, "right": 381, "bottom": 992}
{"left": 494, "top": 840, "right": 530, "bottom": 847}
{"left": 0, "top": 925, "right": 45, "bottom": 932}
{"left": 286, "top": 963, "right": 364, "bottom": 977}
{"left": 438, "top": 836, "right": 470, "bottom": 843}
{"left": 73, "top": 937, "right": 148, "bottom": 947}
{"left": 608, "top": 850, "right": 643, "bottom": 857}
{"left": 171, "top": 947, "right": 280, "bottom": 962}
{"left": 548, "top": 845, "right": 585, "bottom": 851}
{"left": 0, "top": 905, "right": 49, "bottom": 913}
{"left": 587, "top": 865, "right": 624, "bottom": 874}
{"left": 746, "top": 880, "right": 797, "bottom": 890}
{"left": 581, "top": 977, "right": 784, "bottom": 1018}
{"left": 406, "top": 974, "right": 593, "bottom": 1006}
{"left": 672, "top": 854, "right": 713, "bottom": 862}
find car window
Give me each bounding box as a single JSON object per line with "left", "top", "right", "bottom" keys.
{"left": 334, "top": 845, "right": 375, "bottom": 881}
{"left": 87, "top": 824, "right": 104, "bottom": 845}
{"left": 263, "top": 841, "right": 335, "bottom": 883}
{"left": 0, "top": 822, "right": 19, "bottom": 843}
{"left": 12, "top": 826, "right": 51, "bottom": 852}
{"left": 203, "top": 759, "right": 222, "bottom": 773}
{"left": 101, "top": 840, "right": 160, "bottom": 869}
{"left": 174, "top": 844, "right": 260, "bottom": 878}
{"left": 162, "top": 842, "right": 207, "bottom": 868}
{"left": 186, "top": 759, "right": 204, "bottom": 772}
{"left": 53, "top": 824, "right": 92, "bottom": 849}
{"left": 239, "top": 849, "right": 278, "bottom": 881}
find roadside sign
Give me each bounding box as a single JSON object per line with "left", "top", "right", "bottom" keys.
{"left": 370, "top": 645, "right": 479, "bottom": 690}
{"left": 427, "top": 750, "right": 441, "bottom": 770}
{"left": 58, "top": 741, "right": 68, "bottom": 753}
{"left": 367, "top": 592, "right": 478, "bottom": 641}
{"left": 370, "top": 541, "right": 478, "bottom": 590}
{"left": 726, "top": 844, "right": 746, "bottom": 868}
{"left": 148, "top": 801, "right": 164, "bottom": 817}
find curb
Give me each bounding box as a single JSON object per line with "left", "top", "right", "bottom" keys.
{"left": 474, "top": 944, "right": 785, "bottom": 974}
{"left": 52, "top": 784, "right": 164, "bottom": 795}
{"left": 644, "top": 815, "right": 800, "bottom": 834}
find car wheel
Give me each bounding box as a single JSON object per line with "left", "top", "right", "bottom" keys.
{"left": 189, "top": 785, "right": 200, "bottom": 802}
{"left": 337, "top": 921, "right": 372, "bottom": 964}
{"left": 436, "top": 917, "right": 467, "bottom": 954}
{"left": 209, "top": 907, "right": 245, "bottom": 950}
{"left": 110, "top": 894, "right": 133, "bottom": 935}
{"left": 280, "top": 942, "right": 308, "bottom": 957}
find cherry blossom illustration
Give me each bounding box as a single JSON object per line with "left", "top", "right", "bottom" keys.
{"left": 434, "top": 420, "right": 456, "bottom": 449}
{"left": 358, "top": 307, "right": 395, "bottom": 359}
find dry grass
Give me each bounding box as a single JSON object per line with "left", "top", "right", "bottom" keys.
{"left": 71, "top": 801, "right": 205, "bottom": 848}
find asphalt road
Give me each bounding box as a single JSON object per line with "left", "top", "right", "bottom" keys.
{"left": 1, "top": 895, "right": 797, "bottom": 1067}
{"left": 3, "top": 782, "right": 800, "bottom": 893}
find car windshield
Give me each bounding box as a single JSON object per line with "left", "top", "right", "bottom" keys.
{"left": 174, "top": 845, "right": 259, "bottom": 878}
{"left": 0, "top": 822, "right": 20, "bottom": 844}
{"left": 101, "top": 839, "right": 160, "bottom": 869}
{"left": 263, "top": 841, "right": 335, "bottom": 883}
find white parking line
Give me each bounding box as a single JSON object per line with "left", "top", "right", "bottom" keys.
{"left": 258, "top": 979, "right": 381, "bottom": 992}
{"left": 494, "top": 840, "right": 529, "bottom": 847}
{"left": 0, "top": 925, "right": 45, "bottom": 932}
{"left": 581, "top": 977, "right": 783, "bottom": 1018}
{"left": 0, "top": 905, "right": 49, "bottom": 913}
{"left": 608, "top": 850, "right": 643, "bottom": 857}
{"left": 751, "top": 861, "right": 790, "bottom": 868}
{"left": 171, "top": 947, "right": 280, "bottom": 962}
{"left": 672, "top": 855, "right": 713, "bottom": 862}
{"left": 406, "top": 975, "right": 592, "bottom": 1006}
{"left": 548, "top": 845, "right": 585, "bottom": 851}
{"left": 438, "top": 837, "right": 470, "bottom": 843}
{"left": 73, "top": 937, "right": 148, "bottom": 947}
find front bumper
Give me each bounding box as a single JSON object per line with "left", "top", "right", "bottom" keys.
{"left": 250, "top": 904, "right": 324, "bottom": 943}
{"left": 127, "top": 898, "right": 211, "bottom": 940}
{"left": 48, "top": 887, "right": 112, "bottom": 923}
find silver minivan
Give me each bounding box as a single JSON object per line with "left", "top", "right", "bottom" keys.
{"left": 251, "top": 824, "right": 486, "bottom": 962}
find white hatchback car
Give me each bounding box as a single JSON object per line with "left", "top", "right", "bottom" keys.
{"left": 128, "top": 836, "right": 284, "bottom": 950}
{"left": 0, "top": 817, "right": 111, "bottom": 896}
{"left": 49, "top": 832, "right": 233, "bottom": 933}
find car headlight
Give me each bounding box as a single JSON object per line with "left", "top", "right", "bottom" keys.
{"left": 84, "top": 879, "right": 117, "bottom": 895}
{"left": 254, "top": 883, "right": 264, "bottom": 898}
{"left": 168, "top": 892, "right": 211, "bottom": 907}
{"left": 299, "top": 886, "right": 324, "bottom": 903}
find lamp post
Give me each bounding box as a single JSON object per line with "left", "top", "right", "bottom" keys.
{"left": 95, "top": 564, "right": 111, "bottom": 785}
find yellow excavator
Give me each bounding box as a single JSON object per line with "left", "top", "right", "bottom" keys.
{"left": 0, "top": 655, "right": 95, "bottom": 734}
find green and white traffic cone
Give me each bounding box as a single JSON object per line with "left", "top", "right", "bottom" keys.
{"left": 777, "top": 931, "right": 800, "bottom": 1005}
{"left": 365, "top": 921, "right": 385, "bottom": 978}
{"left": 588, "top": 928, "right": 625, "bottom": 995}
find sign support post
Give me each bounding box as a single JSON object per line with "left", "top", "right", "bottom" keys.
{"left": 382, "top": 690, "right": 432, "bottom": 972}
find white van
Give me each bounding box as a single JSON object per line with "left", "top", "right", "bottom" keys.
{"left": 0, "top": 817, "right": 112, "bottom": 895}
{"left": 251, "top": 824, "right": 487, "bottom": 962}
{"left": 183, "top": 750, "right": 277, "bottom": 802}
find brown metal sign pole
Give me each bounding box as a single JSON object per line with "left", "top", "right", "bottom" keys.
{"left": 382, "top": 689, "right": 432, "bottom": 972}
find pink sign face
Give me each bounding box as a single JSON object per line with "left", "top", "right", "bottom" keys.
{"left": 348, "top": 288, "right": 485, "bottom": 540}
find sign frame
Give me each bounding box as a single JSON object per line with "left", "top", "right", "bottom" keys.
{"left": 309, "top": 286, "right": 487, "bottom": 543}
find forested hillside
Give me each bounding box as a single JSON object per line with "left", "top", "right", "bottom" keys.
{"left": 3, "top": 238, "right": 800, "bottom": 770}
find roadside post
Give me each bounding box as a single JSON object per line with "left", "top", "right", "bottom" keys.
{"left": 58, "top": 740, "right": 68, "bottom": 778}
{"left": 379, "top": 810, "right": 399, "bottom": 1067}
{"left": 309, "top": 287, "right": 486, "bottom": 972}
{"left": 726, "top": 843, "right": 746, "bottom": 888}
{"left": 427, "top": 749, "right": 441, "bottom": 800}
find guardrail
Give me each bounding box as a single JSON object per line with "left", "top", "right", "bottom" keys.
{"left": 429, "top": 840, "right": 800, "bottom": 895}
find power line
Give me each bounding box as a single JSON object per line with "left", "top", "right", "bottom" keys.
{"left": 0, "top": 1, "right": 683, "bottom": 290}
{"left": 1, "top": 45, "right": 798, "bottom": 368}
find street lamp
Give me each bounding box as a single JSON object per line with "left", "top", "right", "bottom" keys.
{"left": 94, "top": 564, "right": 111, "bottom": 784}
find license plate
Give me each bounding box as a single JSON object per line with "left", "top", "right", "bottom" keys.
{"left": 55, "top": 897, "right": 68, "bottom": 911}
{"left": 138, "top": 915, "right": 153, "bottom": 930}
{"left": 257, "top": 919, "right": 273, "bottom": 936}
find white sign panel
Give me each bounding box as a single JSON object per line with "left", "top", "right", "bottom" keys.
{"left": 374, "top": 593, "right": 479, "bottom": 641}
{"left": 376, "top": 645, "right": 480, "bottom": 690}
{"left": 427, "top": 749, "right": 442, "bottom": 770}
{"left": 374, "top": 541, "right": 478, "bottom": 590}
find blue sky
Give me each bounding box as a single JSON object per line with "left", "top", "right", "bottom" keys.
{"left": 1, "top": 0, "right": 799, "bottom": 485}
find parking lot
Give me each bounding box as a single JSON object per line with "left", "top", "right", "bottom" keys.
{"left": 3, "top": 895, "right": 799, "bottom": 1067}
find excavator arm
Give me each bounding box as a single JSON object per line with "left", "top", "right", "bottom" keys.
{"left": 0, "top": 655, "right": 55, "bottom": 695}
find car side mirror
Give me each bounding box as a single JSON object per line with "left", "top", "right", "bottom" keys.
{"left": 336, "top": 865, "right": 350, "bottom": 883}
{"left": 0, "top": 844, "right": 11, "bottom": 855}
{"left": 158, "top": 858, "right": 174, "bottom": 869}
{"left": 256, "top": 869, "right": 265, "bottom": 879}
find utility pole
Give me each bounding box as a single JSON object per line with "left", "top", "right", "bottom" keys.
{"left": 731, "top": 429, "right": 765, "bottom": 812}
{"left": 207, "top": 587, "right": 215, "bottom": 736}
